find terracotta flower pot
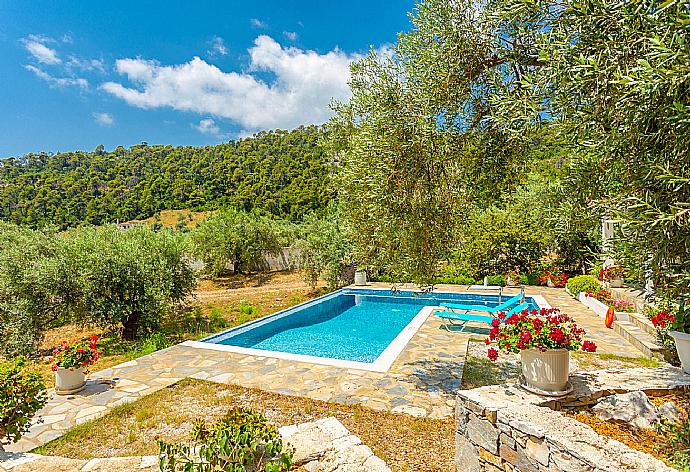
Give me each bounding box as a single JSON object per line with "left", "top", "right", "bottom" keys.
{"left": 55, "top": 367, "right": 87, "bottom": 395}
{"left": 520, "top": 348, "right": 569, "bottom": 392}
{"left": 670, "top": 331, "right": 690, "bottom": 375}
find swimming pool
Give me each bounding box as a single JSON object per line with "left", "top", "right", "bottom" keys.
{"left": 185, "top": 288, "right": 546, "bottom": 372}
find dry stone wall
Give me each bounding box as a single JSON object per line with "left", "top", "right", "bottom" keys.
{"left": 455, "top": 367, "right": 690, "bottom": 472}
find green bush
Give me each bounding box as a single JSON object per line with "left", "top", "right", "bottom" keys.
{"left": 238, "top": 302, "right": 258, "bottom": 316}
{"left": 0, "top": 357, "right": 47, "bottom": 446}
{"left": 435, "top": 275, "right": 477, "bottom": 285}
{"left": 159, "top": 407, "right": 293, "bottom": 472}
{"left": 294, "top": 204, "right": 351, "bottom": 290}
{"left": 456, "top": 207, "right": 548, "bottom": 279}
{"left": 486, "top": 274, "right": 506, "bottom": 286}
{"left": 0, "top": 223, "right": 76, "bottom": 357}
{"left": 566, "top": 275, "right": 601, "bottom": 295}
{"left": 191, "top": 209, "right": 286, "bottom": 277}
{"left": 68, "top": 225, "right": 197, "bottom": 340}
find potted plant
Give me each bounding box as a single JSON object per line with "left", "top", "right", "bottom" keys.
{"left": 651, "top": 306, "right": 690, "bottom": 374}
{"left": 51, "top": 335, "right": 100, "bottom": 395}
{"left": 486, "top": 308, "right": 597, "bottom": 394}
{"left": 536, "top": 260, "right": 568, "bottom": 288}
{"left": 354, "top": 268, "right": 367, "bottom": 286}
{"left": 600, "top": 265, "right": 624, "bottom": 288}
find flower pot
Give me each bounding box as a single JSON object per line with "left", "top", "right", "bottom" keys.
{"left": 520, "top": 348, "right": 570, "bottom": 392}
{"left": 55, "top": 367, "right": 87, "bottom": 395}
{"left": 609, "top": 277, "right": 624, "bottom": 288}
{"left": 354, "top": 270, "right": 367, "bottom": 286}
{"left": 670, "top": 331, "right": 690, "bottom": 375}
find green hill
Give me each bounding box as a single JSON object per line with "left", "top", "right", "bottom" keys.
{"left": 0, "top": 125, "right": 331, "bottom": 228}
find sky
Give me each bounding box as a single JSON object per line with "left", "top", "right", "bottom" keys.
{"left": 0, "top": 1, "right": 414, "bottom": 158}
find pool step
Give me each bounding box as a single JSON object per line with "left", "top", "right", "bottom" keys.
{"left": 612, "top": 319, "right": 665, "bottom": 360}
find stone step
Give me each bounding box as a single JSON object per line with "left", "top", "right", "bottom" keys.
{"left": 627, "top": 312, "right": 657, "bottom": 337}
{"left": 612, "top": 319, "right": 665, "bottom": 360}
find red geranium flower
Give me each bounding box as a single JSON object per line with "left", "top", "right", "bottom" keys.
{"left": 487, "top": 347, "right": 499, "bottom": 361}
{"left": 549, "top": 328, "right": 565, "bottom": 344}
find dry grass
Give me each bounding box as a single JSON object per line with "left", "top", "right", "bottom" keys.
{"left": 136, "top": 209, "right": 215, "bottom": 229}
{"left": 32, "top": 271, "right": 325, "bottom": 389}
{"left": 37, "top": 379, "right": 454, "bottom": 472}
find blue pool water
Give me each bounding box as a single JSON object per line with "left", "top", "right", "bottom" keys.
{"left": 203, "top": 289, "right": 540, "bottom": 364}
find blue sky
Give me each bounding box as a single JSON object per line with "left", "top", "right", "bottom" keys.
{"left": 0, "top": 1, "right": 413, "bottom": 158}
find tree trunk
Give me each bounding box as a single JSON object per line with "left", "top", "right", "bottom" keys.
{"left": 122, "top": 312, "right": 141, "bottom": 340}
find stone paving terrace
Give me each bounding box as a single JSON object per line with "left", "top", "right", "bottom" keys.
{"left": 8, "top": 285, "right": 641, "bottom": 453}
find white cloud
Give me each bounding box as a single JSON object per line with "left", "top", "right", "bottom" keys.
{"left": 25, "top": 65, "right": 88, "bottom": 88}
{"left": 193, "top": 118, "right": 221, "bottom": 135}
{"left": 208, "top": 36, "right": 228, "bottom": 56}
{"left": 100, "top": 35, "right": 365, "bottom": 131}
{"left": 67, "top": 56, "right": 106, "bottom": 73}
{"left": 250, "top": 18, "right": 268, "bottom": 29}
{"left": 93, "top": 112, "right": 114, "bottom": 126}
{"left": 283, "top": 31, "right": 298, "bottom": 41}
{"left": 21, "top": 38, "right": 61, "bottom": 64}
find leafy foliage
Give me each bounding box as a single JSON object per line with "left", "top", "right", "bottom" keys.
{"left": 0, "top": 223, "right": 196, "bottom": 354}
{"left": 455, "top": 207, "right": 548, "bottom": 278}
{"left": 566, "top": 275, "right": 601, "bottom": 296}
{"left": 191, "top": 209, "right": 288, "bottom": 277}
{"left": 0, "top": 126, "right": 331, "bottom": 229}
{"left": 51, "top": 335, "right": 100, "bottom": 371}
{"left": 0, "top": 357, "right": 47, "bottom": 445}
{"left": 327, "top": 0, "right": 531, "bottom": 284}
{"left": 490, "top": 0, "right": 690, "bottom": 303}
{"left": 654, "top": 409, "right": 690, "bottom": 470}
{"left": 0, "top": 223, "right": 76, "bottom": 357}
{"left": 294, "top": 204, "right": 350, "bottom": 290}
{"left": 158, "top": 408, "right": 293, "bottom": 472}
{"left": 67, "top": 225, "right": 197, "bottom": 340}
{"left": 486, "top": 309, "right": 597, "bottom": 361}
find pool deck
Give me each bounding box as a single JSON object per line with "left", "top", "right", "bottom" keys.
{"left": 7, "top": 285, "right": 642, "bottom": 453}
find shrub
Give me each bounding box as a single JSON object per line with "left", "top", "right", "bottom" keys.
{"left": 456, "top": 207, "right": 549, "bottom": 279}
{"left": 566, "top": 275, "right": 600, "bottom": 295}
{"left": 535, "top": 260, "right": 568, "bottom": 287}
{"left": 435, "top": 275, "right": 477, "bottom": 285}
{"left": 294, "top": 204, "right": 351, "bottom": 290}
{"left": 159, "top": 407, "right": 293, "bottom": 472}
{"left": 0, "top": 357, "right": 47, "bottom": 446}
{"left": 654, "top": 410, "right": 690, "bottom": 470}
{"left": 238, "top": 302, "right": 258, "bottom": 316}
{"left": 486, "top": 274, "right": 506, "bottom": 287}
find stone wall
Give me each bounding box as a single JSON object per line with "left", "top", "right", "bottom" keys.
{"left": 455, "top": 367, "right": 690, "bottom": 472}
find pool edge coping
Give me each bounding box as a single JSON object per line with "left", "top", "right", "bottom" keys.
{"left": 183, "top": 287, "right": 551, "bottom": 373}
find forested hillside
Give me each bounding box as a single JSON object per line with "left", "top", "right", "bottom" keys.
{"left": 0, "top": 125, "right": 331, "bottom": 228}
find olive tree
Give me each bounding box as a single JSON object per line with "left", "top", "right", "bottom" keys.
{"left": 294, "top": 204, "right": 350, "bottom": 290}
{"left": 328, "top": 0, "right": 534, "bottom": 284}
{"left": 67, "top": 225, "right": 196, "bottom": 340}
{"left": 0, "top": 223, "right": 77, "bottom": 357}
{"left": 190, "top": 209, "right": 284, "bottom": 277}
{"left": 489, "top": 0, "right": 690, "bottom": 300}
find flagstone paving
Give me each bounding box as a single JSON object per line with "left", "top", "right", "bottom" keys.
{"left": 7, "top": 285, "right": 641, "bottom": 454}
